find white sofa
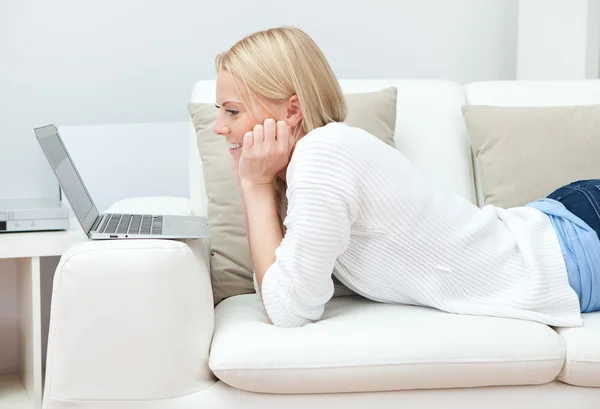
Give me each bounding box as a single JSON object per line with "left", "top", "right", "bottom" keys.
{"left": 42, "top": 79, "right": 600, "bottom": 409}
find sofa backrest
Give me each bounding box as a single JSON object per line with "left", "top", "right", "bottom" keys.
{"left": 188, "top": 79, "right": 476, "bottom": 217}
{"left": 464, "top": 80, "right": 600, "bottom": 107}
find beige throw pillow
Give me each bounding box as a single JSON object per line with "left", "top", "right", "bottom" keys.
{"left": 463, "top": 105, "right": 600, "bottom": 208}
{"left": 189, "top": 87, "right": 398, "bottom": 305}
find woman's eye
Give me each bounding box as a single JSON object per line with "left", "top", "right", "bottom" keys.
{"left": 226, "top": 109, "right": 239, "bottom": 116}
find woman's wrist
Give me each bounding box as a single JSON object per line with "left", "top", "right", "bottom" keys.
{"left": 241, "top": 178, "right": 275, "bottom": 196}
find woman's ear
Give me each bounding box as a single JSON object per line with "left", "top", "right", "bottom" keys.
{"left": 285, "top": 95, "right": 303, "bottom": 128}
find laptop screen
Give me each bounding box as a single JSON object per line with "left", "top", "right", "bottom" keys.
{"left": 34, "top": 125, "right": 100, "bottom": 234}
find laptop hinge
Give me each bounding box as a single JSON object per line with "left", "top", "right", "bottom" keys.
{"left": 90, "top": 215, "right": 103, "bottom": 233}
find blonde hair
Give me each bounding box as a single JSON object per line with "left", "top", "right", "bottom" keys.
{"left": 216, "top": 26, "right": 346, "bottom": 232}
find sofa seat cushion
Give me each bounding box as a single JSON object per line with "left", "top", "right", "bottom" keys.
{"left": 557, "top": 312, "right": 600, "bottom": 387}
{"left": 209, "top": 294, "right": 566, "bottom": 394}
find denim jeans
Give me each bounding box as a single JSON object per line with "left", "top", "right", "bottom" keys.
{"left": 547, "top": 179, "right": 600, "bottom": 240}
{"left": 544, "top": 179, "right": 600, "bottom": 313}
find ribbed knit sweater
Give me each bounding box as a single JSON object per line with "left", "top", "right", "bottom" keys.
{"left": 256, "top": 122, "right": 583, "bottom": 328}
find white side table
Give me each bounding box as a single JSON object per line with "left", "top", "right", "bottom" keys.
{"left": 0, "top": 217, "right": 87, "bottom": 409}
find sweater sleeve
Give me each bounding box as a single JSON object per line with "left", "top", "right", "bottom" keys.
{"left": 259, "top": 139, "right": 358, "bottom": 327}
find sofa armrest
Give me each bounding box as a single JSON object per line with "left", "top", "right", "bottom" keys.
{"left": 43, "top": 236, "right": 216, "bottom": 403}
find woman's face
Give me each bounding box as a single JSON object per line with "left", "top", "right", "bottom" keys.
{"left": 213, "top": 69, "right": 285, "bottom": 159}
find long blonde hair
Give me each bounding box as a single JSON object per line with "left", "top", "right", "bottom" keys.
{"left": 215, "top": 27, "right": 346, "bottom": 232}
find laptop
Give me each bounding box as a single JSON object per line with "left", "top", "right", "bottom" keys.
{"left": 34, "top": 124, "right": 210, "bottom": 240}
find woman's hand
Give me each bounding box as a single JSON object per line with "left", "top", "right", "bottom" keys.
{"left": 239, "top": 118, "right": 294, "bottom": 188}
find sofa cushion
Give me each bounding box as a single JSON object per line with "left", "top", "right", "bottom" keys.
{"left": 209, "top": 294, "right": 566, "bottom": 394}
{"left": 188, "top": 87, "right": 398, "bottom": 305}
{"left": 556, "top": 312, "right": 600, "bottom": 387}
{"left": 462, "top": 104, "right": 600, "bottom": 208}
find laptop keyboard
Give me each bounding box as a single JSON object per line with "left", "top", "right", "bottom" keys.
{"left": 99, "top": 214, "right": 163, "bottom": 235}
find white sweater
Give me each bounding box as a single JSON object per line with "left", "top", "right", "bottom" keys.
{"left": 256, "top": 122, "right": 582, "bottom": 328}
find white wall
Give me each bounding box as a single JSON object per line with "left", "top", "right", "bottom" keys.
{"left": 0, "top": 0, "right": 519, "bottom": 207}
{"left": 517, "top": 0, "right": 600, "bottom": 80}
{"left": 57, "top": 121, "right": 190, "bottom": 212}
{"left": 589, "top": 0, "right": 600, "bottom": 78}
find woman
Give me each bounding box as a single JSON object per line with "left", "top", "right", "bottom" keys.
{"left": 212, "top": 26, "right": 600, "bottom": 328}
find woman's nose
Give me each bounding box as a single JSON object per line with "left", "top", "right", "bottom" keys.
{"left": 213, "top": 118, "right": 230, "bottom": 136}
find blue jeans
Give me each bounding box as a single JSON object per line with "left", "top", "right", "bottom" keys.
{"left": 547, "top": 180, "right": 600, "bottom": 240}
{"left": 545, "top": 179, "right": 600, "bottom": 312}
